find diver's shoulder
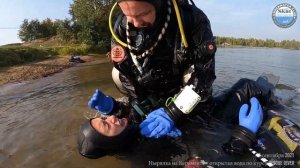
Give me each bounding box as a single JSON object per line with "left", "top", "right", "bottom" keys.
{"left": 180, "top": 3, "right": 210, "bottom": 22}
{"left": 112, "top": 14, "right": 127, "bottom": 40}
{"left": 114, "top": 14, "right": 126, "bottom": 30}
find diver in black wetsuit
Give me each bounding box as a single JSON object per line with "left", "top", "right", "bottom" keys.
{"left": 90, "top": 0, "right": 216, "bottom": 139}
{"left": 78, "top": 77, "right": 276, "bottom": 160}
{"left": 79, "top": 76, "right": 300, "bottom": 167}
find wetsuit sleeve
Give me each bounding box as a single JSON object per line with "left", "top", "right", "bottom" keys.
{"left": 110, "top": 14, "right": 138, "bottom": 99}
{"left": 107, "top": 15, "right": 137, "bottom": 117}
{"left": 222, "top": 126, "right": 256, "bottom": 155}
{"left": 186, "top": 8, "right": 216, "bottom": 112}
{"left": 214, "top": 78, "right": 276, "bottom": 124}
{"left": 215, "top": 78, "right": 276, "bottom": 155}
{"left": 112, "top": 14, "right": 127, "bottom": 44}
{"left": 110, "top": 14, "right": 128, "bottom": 58}
{"left": 110, "top": 16, "right": 127, "bottom": 56}
{"left": 165, "top": 7, "right": 216, "bottom": 123}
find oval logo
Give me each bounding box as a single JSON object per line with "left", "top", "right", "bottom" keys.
{"left": 272, "top": 3, "right": 297, "bottom": 28}
{"left": 111, "top": 45, "right": 126, "bottom": 63}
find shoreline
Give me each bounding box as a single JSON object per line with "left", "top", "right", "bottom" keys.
{"left": 216, "top": 45, "right": 300, "bottom": 50}
{"left": 0, "top": 55, "right": 98, "bottom": 87}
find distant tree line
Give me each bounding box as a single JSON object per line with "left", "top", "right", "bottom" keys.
{"left": 18, "top": 18, "right": 72, "bottom": 42}
{"left": 215, "top": 36, "right": 300, "bottom": 50}
{"left": 18, "top": 0, "right": 115, "bottom": 48}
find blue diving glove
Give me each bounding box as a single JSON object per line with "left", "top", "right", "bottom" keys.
{"left": 139, "top": 108, "right": 182, "bottom": 138}
{"left": 239, "top": 97, "right": 263, "bottom": 133}
{"left": 87, "top": 89, "right": 114, "bottom": 114}
{"left": 166, "top": 127, "right": 182, "bottom": 138}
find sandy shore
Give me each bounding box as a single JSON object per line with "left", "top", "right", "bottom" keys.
{"left": 0, "top": 55, "right": 97, "bottom": 87}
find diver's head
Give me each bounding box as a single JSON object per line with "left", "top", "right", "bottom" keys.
{"left": 92, "top": 115, "right": 128, "bottom": 136}
{"left": 118, "top": 0, "right": 165, "bottom": 28}
{"left": 77, "top": 115, "right": 135, "bottom": 158}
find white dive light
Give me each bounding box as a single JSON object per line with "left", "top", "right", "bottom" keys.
{"left": 174, "top": 85, "right": 201, "bottom": 114}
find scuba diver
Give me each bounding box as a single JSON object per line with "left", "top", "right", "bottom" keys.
{"left": 78, "top": 77, "right": 279, "bottom": 162}
{"left": 98, "top": 0, "right": 217, "bottom": 139}
{"left": 79, "top": 77, "right": 300, "bottom": 167}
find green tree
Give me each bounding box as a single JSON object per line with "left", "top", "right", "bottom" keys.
{"left": 215, "top": 36, "right": 299, "bottom": 50}
{"left": 19, "top": 18, "right": 58, "bottom": 42}
{"left": 69, "top": 0, "right": 115, "bottom": 45}
{"left": 56, "top": 19, "right": 76, "bottom": 42}
{"left": 19, "top": 19, "right": 41, "bottom": 41}
{"left": 18, "top": 19, "right": 30, "bottom": 42}
{"left": 39, "top": 18, "right": 58, "bottom": 38}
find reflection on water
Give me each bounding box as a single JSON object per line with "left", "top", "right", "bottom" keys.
{"left": 0, "top": 48, "right": 299, "bottom": 167}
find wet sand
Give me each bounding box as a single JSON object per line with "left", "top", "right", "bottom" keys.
{"left": 0, "top": 55, "right": 97, "bottom": 87}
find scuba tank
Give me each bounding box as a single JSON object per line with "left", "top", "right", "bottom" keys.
{"left": 257, "top": 109, "right": 300, "bottom": 166}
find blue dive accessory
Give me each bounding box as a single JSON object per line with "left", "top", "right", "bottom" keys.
{"left": 139, "top": 108, "right": 182, "bottom": 138}
{"left": 88, "top": 89, "right": 114, "bottom": 114}
{"left": 239, "top": 97, "right": 263, "bottom": 133}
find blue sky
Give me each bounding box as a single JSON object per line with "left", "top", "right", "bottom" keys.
{"left": 195, "top": 0, "right": 299, "bottom": 41}
{"left": 0, "top": 0, "right": 299, "bottom": 45}
{"left": 0, "top": 0, "right": 72, "bottom": 45}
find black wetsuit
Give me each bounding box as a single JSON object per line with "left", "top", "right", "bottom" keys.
{"left": 113, "top": 78, "right": 278, "bottom": 160}
{"left": 111, "top": 78, "right": 299, "bottom": 167}
{"left": 110, "top": 1, "right": 216, "bottom": 123}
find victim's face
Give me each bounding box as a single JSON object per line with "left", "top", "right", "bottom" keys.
{"left": 118, "top": 1, "right": 156, "bottom": 28}
{"left": 91, "top": 115, "right": 128, "bottom": 136}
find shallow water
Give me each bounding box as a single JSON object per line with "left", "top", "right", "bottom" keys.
{"left": 0, "top": 48, "right": 299, "bottom": 167}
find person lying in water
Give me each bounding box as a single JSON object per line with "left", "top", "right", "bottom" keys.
{"left": 78, "top": 78, "right": 275, "bottom": 158}
{"left": 78, "top": 100, "right": 300, "bottom": 168}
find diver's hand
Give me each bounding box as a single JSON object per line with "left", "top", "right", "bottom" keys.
{"left": 139, "top": 108, "right": 181, "bottom": 138}
{"left": 88, "top": 89, "right": 114, "bottom": 114}
{"left": 239, "top": 97, "right": 263, "bottom": 133}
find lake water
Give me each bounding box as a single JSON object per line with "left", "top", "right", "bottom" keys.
{"left": 0, "top": 47, "right": 299, "bottom": 167}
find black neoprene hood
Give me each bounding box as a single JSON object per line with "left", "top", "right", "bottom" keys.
{"left": 77, "top": 119, "right": 135, "bottom": 158}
